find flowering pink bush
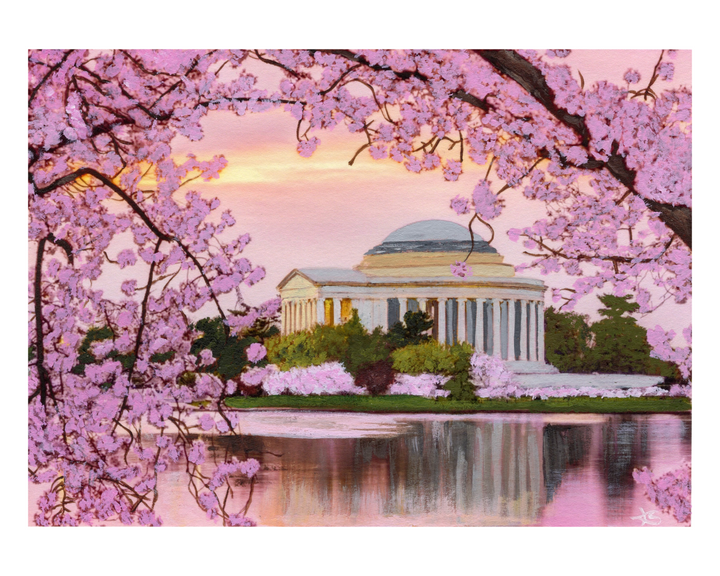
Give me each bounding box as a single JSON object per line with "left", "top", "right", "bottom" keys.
{"left": 473, "top": 383, "right": 690, "bottom": 400}
{"left": 388, "top": 374, "right": 451, "bottom": 398}
{"left": 633, "top": 463, "right": 691, "bottom": 524}
{"left": 261, "top": 362, "right": 366, "bottom": 396}
{"left": 469, "top": 353, "right": 518, "bottom": 389}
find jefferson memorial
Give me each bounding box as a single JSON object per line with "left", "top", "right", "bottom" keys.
{"left": 277, "top": 220, "right": 557, "bottom": 374}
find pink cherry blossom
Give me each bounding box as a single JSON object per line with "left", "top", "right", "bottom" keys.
{"left": 451, "top": 261, "right": 471, "bottom": 278}
{"left": 246, "top": 343, "right": 267, "bottom": 364}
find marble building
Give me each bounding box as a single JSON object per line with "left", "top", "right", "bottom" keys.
{"left": 277, "top": 220, "right": 556, "bottom": 373}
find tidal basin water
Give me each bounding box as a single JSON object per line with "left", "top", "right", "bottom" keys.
{"left": 154, "top": 411, "right": 690, "bottom": 527}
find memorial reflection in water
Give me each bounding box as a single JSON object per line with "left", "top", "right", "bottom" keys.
{"left": 201, "top": 413, "right": 690, "bottom": 527}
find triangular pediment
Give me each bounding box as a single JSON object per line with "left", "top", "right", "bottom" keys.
{"left": 277, "top": 269, "right": 317, "bottom": 291}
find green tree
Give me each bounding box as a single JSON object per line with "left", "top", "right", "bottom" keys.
{"left": 587, "top": 295, "right": 675, "bottom": 376}
{"left": 544, "top": 307, "right": 593, "bottom": 373}
{"left": 386, "top": 310, "right": 434, "bottom": 349}
{"left": 190, "top": 312, "right": 279, "bottom": 380}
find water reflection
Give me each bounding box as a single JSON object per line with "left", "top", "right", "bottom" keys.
{"left": 197, "top": 412, "right": 689, "bottom": 527}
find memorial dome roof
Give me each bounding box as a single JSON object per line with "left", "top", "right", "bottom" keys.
{"left": 365, "top": 220, "right": 497, "bottom": 255}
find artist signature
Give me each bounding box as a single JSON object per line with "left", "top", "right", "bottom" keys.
{"left": 631, "top": 508, "right": 661, "bottom": 526}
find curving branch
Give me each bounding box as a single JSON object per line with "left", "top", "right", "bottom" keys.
{"left": 474, "top": 49, "right": 691, "bottom": 249}
{"left": 313, "top": 49, "right": 492, "bottom": 112}
{"left": 33, "top": 168, "right": 228, "bottom": 328}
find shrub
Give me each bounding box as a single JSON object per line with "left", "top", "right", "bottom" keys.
{"left": 444, "top": 371, "right": 477, "bottom": 401}
{"left": 266, "top": 310, "right": 390, "bottom": 377}
{"left": 261, "top": 362, "right": 365, "bottom": 396}
{"left": 355, "top": 359, "right": 395, "bottom": 396}
{"left": 230, "top": 377, "right": 264, "bottom": 397}
{"left": 388, "top": 373, "right": 451, "bottom": 398}
{"left": 545, "top": 297, "right": 683, "bottom": 380}
{"left": 544, "top": 306, "right": 593, "bottom": 373}
{"left": 391, "top": 341, "right": 473, "bottom": 376}
{"left": 265, "top": 330, "right": 328, "bottom": 370}
{"left": 469, "top": 353, "right": 518, "bottom": 389}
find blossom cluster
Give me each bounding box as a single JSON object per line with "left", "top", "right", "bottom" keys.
{"left": 633, "top": 463, "right": 691, "bottom": 524}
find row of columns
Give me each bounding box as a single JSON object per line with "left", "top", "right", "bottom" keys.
{"left": 281, "top": 297, "right": 544, "bottom": 363}
{"left": 432, "top": 297, "right": 543, "bottom": 362}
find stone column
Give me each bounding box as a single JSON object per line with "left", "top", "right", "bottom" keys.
{"left": 508, "top": 298, "right": 516, "bottom": 361}
{"left": 475, "top": 299, "right": 484, "bottom": 354}
{"left": 399, "top": 297, "right": 408, "bottom": 322}
{"left": 457, "top": 298, "right": 467, "bottom": 343}
{"left": 315, "top": 298, "right": 324, "bottom": 326}
{"left": 333, "top": 298, "right": 342, "bottom": 326}
{"left": 537, "top": 301, "right": 545, "bottom": 364}
{"left": 529, "top": 301, "right": 537, "bottom": 362}
{"left": 438, "top": 297, "right": 447, "bottom": 344}
{"left": 519, "top": 300, "right": 528, "bottom": 361}
{"left": 372, "top": 299, "right": 382, "bottom": 330}
{"left": 492, "top": 299, "right": 502, "bottom": 358}
{"left": 281, "top": 301, "right": 287, "bottom": 335}
{"left": 378, "top": 299, "right": 388, "bottom": 330}
{"left": 356, "top": 299, "right": 369, "bottom": 330}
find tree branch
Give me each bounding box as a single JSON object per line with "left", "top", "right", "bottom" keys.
{"left": 474, "top": 49, "right": 691, "bottom": 249}
{"left": 33, "top": 168, "right": 228, "bottom": 326}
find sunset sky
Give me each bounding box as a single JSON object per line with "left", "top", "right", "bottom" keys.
{"left": 165, "top": 50, "right": 692, "bottom": 334}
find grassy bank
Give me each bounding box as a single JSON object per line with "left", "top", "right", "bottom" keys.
{"left": 225, "top": 395, "right": 691, "bottom": 414}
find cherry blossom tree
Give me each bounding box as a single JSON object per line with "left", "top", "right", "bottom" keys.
{"left": 28, "top": 50, "right": 288, "bottom": 525}
{"left": 28, "top": 48, "right": 691, "bottom": 526}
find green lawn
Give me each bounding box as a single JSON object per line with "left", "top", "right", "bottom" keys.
{"left": 225, "top": 394, "right": 691, "bottom": 414}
